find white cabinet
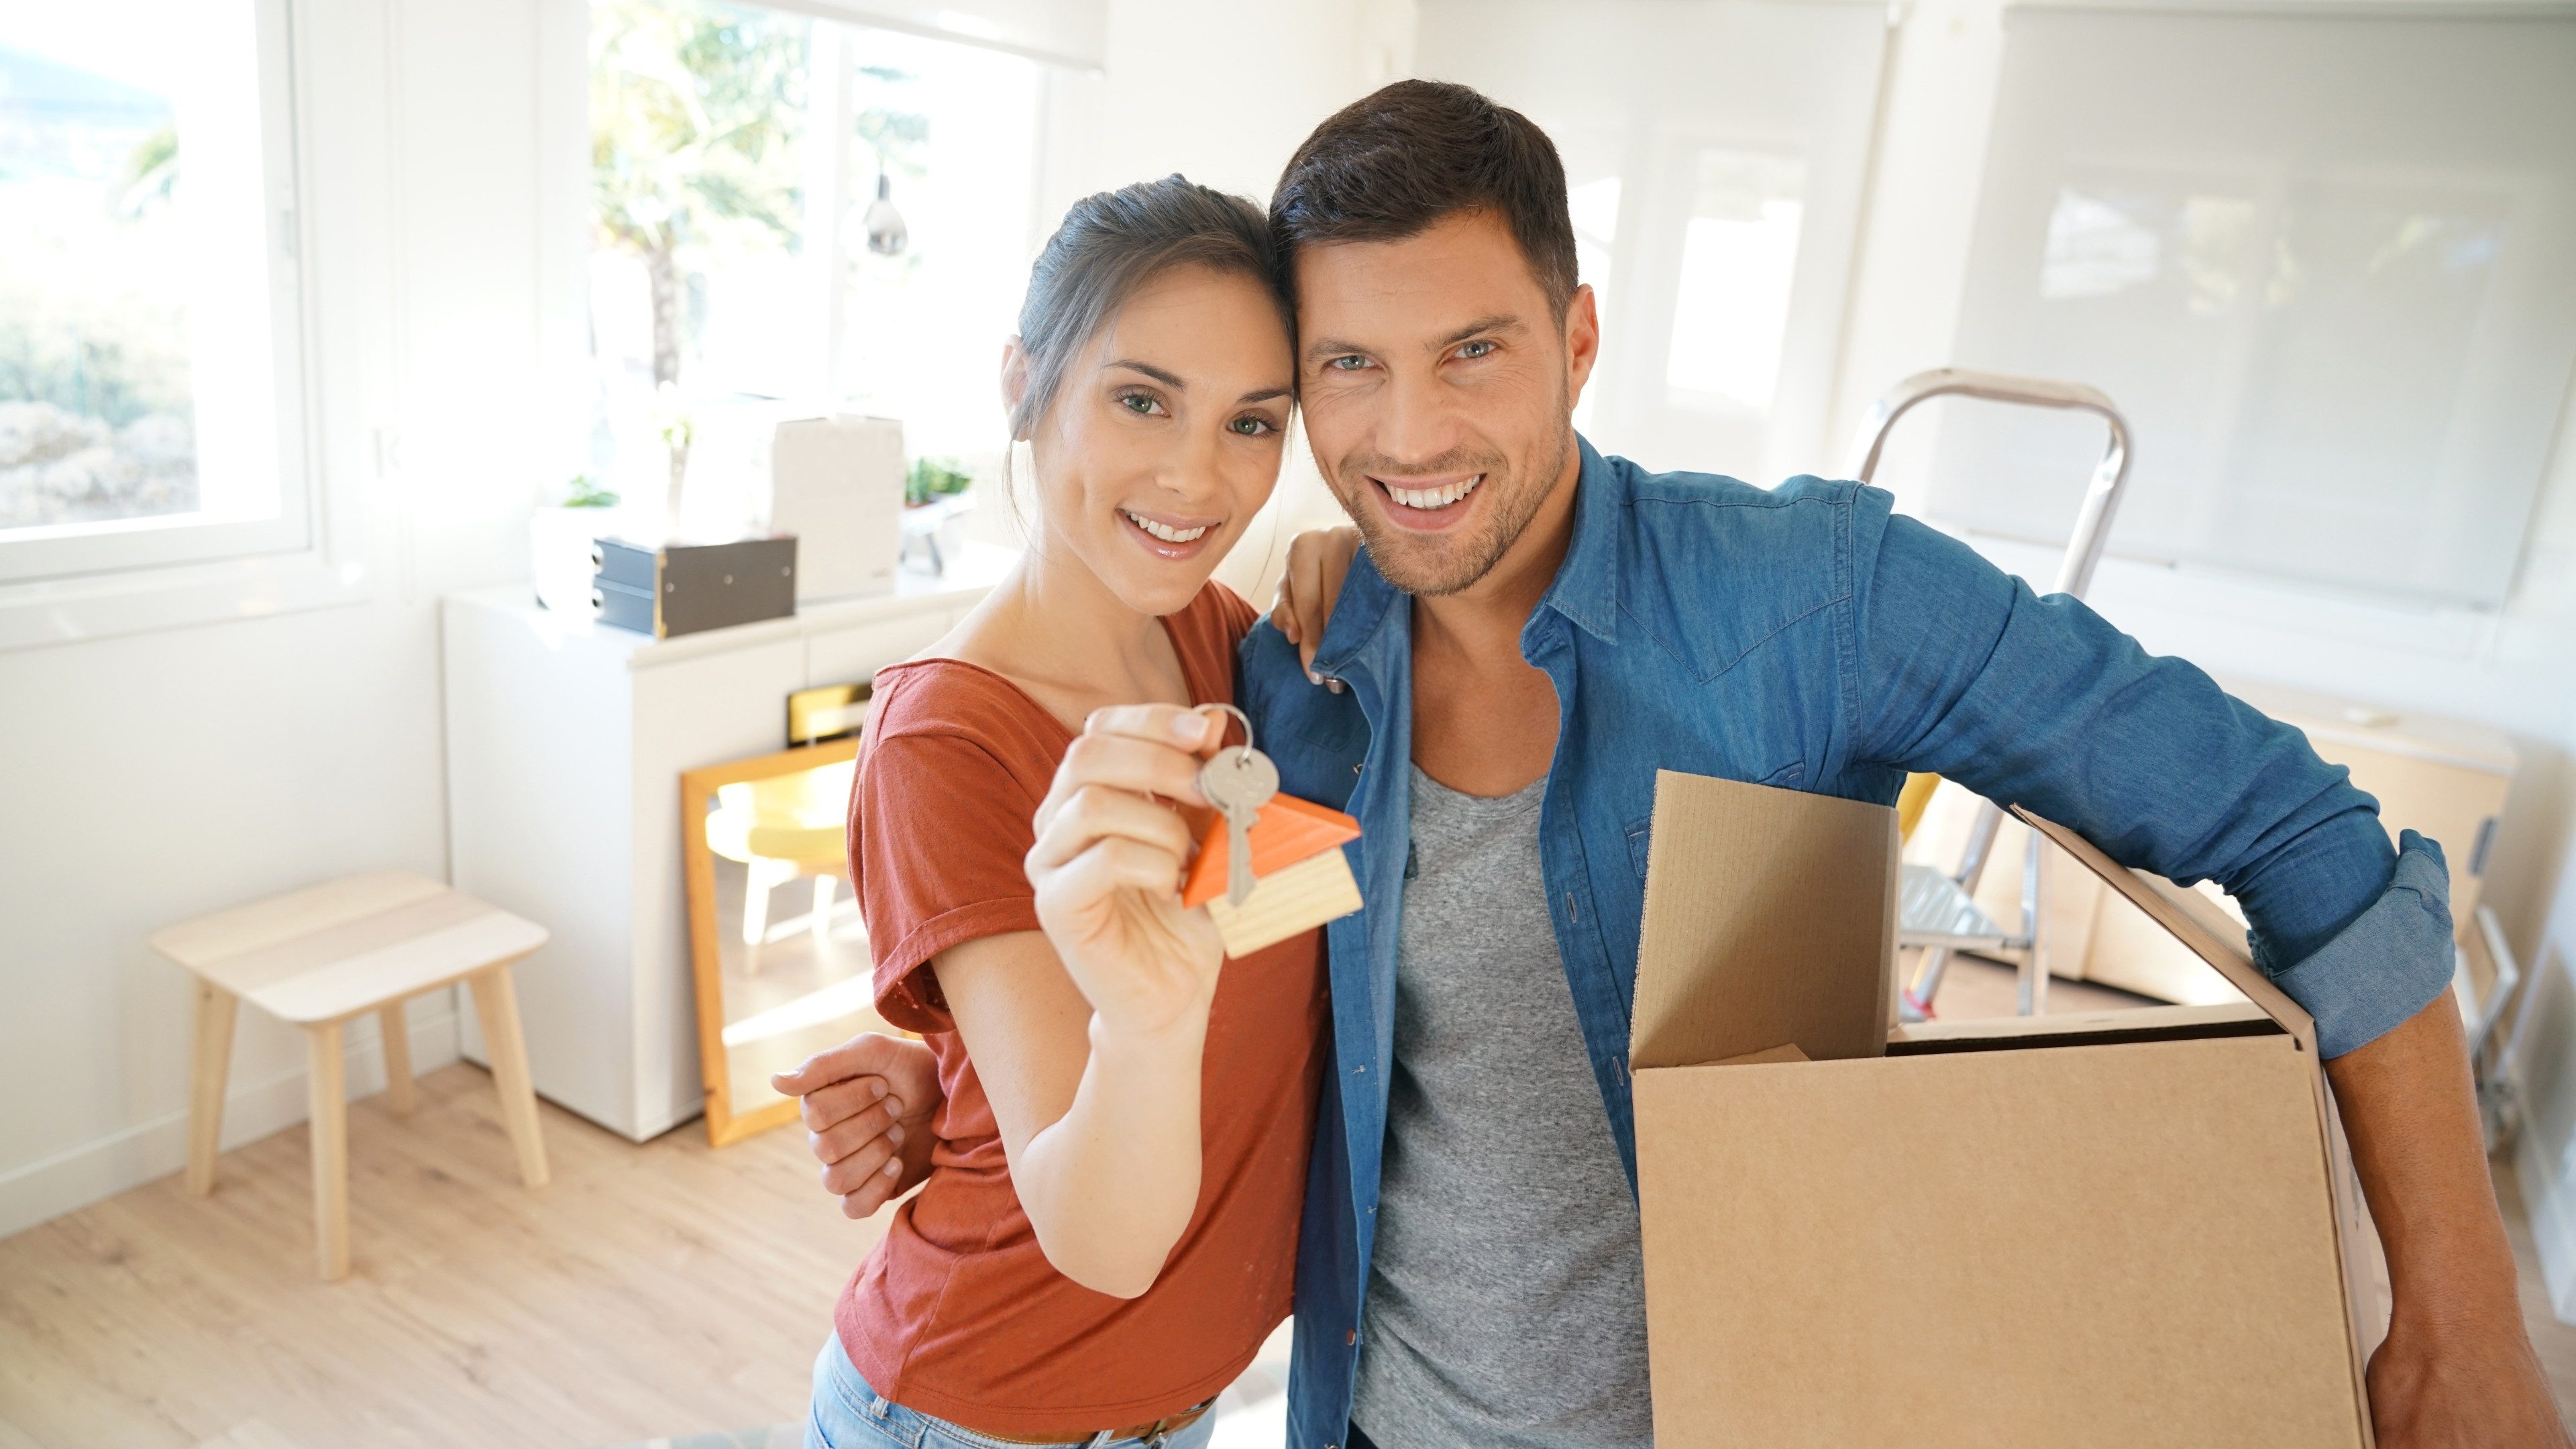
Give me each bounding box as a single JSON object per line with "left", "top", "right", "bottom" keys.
{"left": 440, "top": 549, "right": 1008, "bottom": 1140}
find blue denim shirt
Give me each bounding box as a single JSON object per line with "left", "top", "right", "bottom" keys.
{"left": 1238, "top": 439, "right": 2455, "bottom": 1448}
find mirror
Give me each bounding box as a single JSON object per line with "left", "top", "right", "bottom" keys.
{"left": 681, "top": 737, "right": 896, "bottom": 1145}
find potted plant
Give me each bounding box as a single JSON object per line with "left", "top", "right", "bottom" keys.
{"left": 531, "top": 474, "right": 625, "bottom": 614}
{"left": 899, "top": 455, "right": 975, "bottom": 574}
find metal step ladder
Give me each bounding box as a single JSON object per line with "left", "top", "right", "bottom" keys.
{"left": 1846, "top": 369, "right": 2135, "bottom": 1021}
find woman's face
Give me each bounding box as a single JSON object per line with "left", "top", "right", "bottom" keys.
{"left": 1014, "top": 265, "right": 1294, "bottom": 618}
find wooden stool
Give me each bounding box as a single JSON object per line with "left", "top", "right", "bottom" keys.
{"left": 152, "top": 871, "right": 552, "bottom": 1279}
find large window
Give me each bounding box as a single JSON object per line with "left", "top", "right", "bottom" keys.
{"left": 585, "top": 0, "right": 1046, "bottom": 525}
{"left": 0, "top": 0, "right": 307, "bottom": 582}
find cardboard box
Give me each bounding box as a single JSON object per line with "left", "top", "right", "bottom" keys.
{"left": 1631, "top": 770, "right": 2375, "bottom": 1447}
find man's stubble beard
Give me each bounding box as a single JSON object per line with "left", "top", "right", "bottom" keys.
{"left": 1334, "top": 380, "right": 1575, "bottom": 599}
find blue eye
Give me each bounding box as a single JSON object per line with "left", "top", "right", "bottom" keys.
{"left": 1457, "top": 339, "right": 1496, "bottom": 360}
{"left": 1326, "top": 356, "right": 1371, "bottom": 372}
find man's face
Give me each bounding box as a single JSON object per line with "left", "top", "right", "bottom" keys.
{"left": 1293, "top": 210, "right": 1599, "bottom": 597}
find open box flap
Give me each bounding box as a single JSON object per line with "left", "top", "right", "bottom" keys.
{"left": 2012, "top": 808, "right": 2318, "bottom": 1056}
{"left": 1630, "top": 771, "right": 1896, "bottom": 1071}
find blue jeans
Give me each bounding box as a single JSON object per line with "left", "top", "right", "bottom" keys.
{"left": 804, "top": 1336, "right": 1219, "bottom": 1449}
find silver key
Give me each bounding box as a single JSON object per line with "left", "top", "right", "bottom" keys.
{"left": 1195, "top": 711, "right": 1278, "bottom": 908}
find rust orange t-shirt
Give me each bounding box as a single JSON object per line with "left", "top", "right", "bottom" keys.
{"left": 837, "top": 583, "right": 1330, "bottom": 1438}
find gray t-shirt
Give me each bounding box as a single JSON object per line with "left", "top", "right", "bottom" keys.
{"left": 1351, "top": 765, "right": 1654, "bottom": 1448}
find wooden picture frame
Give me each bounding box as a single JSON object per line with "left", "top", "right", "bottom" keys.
{"left": 681, "top": 737, "right": 865, "bottom": 1146}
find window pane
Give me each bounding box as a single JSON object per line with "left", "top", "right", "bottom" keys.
{"left": 1662, "top": 150, "right": 1804, "bottom": 413}
{"left": 0, "top": 1, "right": 284, "bottom": 539}
{"left": 830, "top": 30, "right": 1039, "bottom": 464}
{"left": 1567, "top": 172, "right": 1619, "bottom": 435}
{"left": 585, "top": 0, "right": 1046, "bottom": 519}
{"left": 588, "top": 0, "right": 815, "bottom": 508}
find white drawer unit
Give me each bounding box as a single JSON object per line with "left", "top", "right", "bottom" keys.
{"left": 807, "top": 612, "right": 956, "bottom": 690}
{"left": 439, "top": 547, "right": 1008, "bottom": 1139}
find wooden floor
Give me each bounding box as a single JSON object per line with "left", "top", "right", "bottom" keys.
{"left": 2504, "top": 1159, "right": 2576, "bottom": 1411}
{"left": 0, "top": 1063, "right": 886, "bottom": 1449}
{"left": 5, "top": 988, "right": 2573, "bottom": 1447}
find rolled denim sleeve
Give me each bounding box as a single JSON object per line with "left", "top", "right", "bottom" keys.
{"left": 2273, "top": 831, "right": 2455, "bottom": 1056}
{"left": 1850, "top": 500, "right": 2453, "bottom": 1055}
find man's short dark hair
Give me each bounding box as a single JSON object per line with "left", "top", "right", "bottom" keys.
{"left": 1271, "top": 79, "right": 1578, "bottom": 322}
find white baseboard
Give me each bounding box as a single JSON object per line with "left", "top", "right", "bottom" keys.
{"left": 2517, "top": 1122, "right": 2576, "bottom": 1326}
{"left": 0, "top": 1004, "right": 463, "bottom": 1242}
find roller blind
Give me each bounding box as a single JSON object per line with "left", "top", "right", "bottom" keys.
{"left": 1935, "top": 6, "right": 2576, "bottom": 607}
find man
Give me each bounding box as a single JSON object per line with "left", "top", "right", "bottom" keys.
{"left": 780, "top": 80, "right": 2563, "bottom": 1448}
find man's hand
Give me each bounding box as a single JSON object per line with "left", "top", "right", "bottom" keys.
{"left": 2369, "top": 1312, "right": 2566, "bottom": 1448}
{"left": 1269, "top": 525, "right": 1361, "bottom": 688}
{"left": 2327, "top": 989, "right": 2571, "bottom": 1446}
{"left": 772, "top": 1033, "right": 941, "bottom": 1219}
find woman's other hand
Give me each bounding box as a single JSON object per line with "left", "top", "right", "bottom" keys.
{"left": 1269, "top": 525, "right": 1360, "bottom": 689}
{"left": 1025, "top": 704, "right": 1227, "bottom": 1042}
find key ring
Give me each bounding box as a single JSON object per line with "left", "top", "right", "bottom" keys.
{"left": 1192, "top": 702, "right": 1255, "bottom": 757}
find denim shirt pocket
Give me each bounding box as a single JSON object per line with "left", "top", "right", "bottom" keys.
{"left": 1627, "top": 761, "right": 1805, "bottom": 879}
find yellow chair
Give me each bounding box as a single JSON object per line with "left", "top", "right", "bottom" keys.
{"left": 704, "top": 758, "right": 857, "bottom": 955}
{"left": 1895, "top": 771, "right": 1941, "bottom": 844}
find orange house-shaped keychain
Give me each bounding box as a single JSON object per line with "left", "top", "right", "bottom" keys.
{"left": 1180, "top": 795, "right": 1363, "bottom": 957}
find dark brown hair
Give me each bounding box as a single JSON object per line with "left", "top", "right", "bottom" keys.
{"left": 1010, "top": 174, "right": 1289, "bottom": 441}
{"left": 1269, "top": 79, "right": 1578, "bottom": 321}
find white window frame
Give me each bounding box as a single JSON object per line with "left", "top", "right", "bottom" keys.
{"left": 0, "top": 0, "right": 365, "bottom": 653}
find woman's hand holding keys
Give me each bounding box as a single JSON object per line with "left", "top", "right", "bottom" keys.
{"left": 1026, "top": 703, "right": 1228, "bottom": 1041}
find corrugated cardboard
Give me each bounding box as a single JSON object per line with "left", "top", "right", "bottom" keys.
{"left": 1631, "top": 775, "right": 1896, "bottom": 1071}
{"left": 1630, "top": 769, "right": 2374, "bottom": 1448}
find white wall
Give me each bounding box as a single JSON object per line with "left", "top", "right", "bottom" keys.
{"left": 0, "top": 0, "right": 1405, "bottom": 1238}
{"left": 1837, "top": 0, "right": 2576, "bottom": 924}
{"left": 1829, "top": 0, "right": 2576, "bottom": 961}
{"left": 0, "top": 0, "right": 575, "bottom": 1238}
{"left": 1828, "top": 0, "right": 2576, "bottom": 1300}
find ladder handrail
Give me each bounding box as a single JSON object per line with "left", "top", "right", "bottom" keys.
{"left": 1857, "top": 368, "right": 2134, "bottom": 1019}
{"left": 1845, "top": 367, "right": 2134, "bottom": 602}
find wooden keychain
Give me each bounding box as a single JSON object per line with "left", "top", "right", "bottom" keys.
{"left": 1179, "top": 703, "right": 1363, "bottom": 957}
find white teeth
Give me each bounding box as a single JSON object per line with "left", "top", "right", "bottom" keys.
{"left": 1385, "top": 475, "right": 1483, "bottom": 510}
{"left": 1124, "top": 510, "right": 1210, "bottom": 543}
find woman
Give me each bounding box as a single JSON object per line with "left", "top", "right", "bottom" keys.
{"left": 806, "top": 175, "right": 1328, "bottom": 1449}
